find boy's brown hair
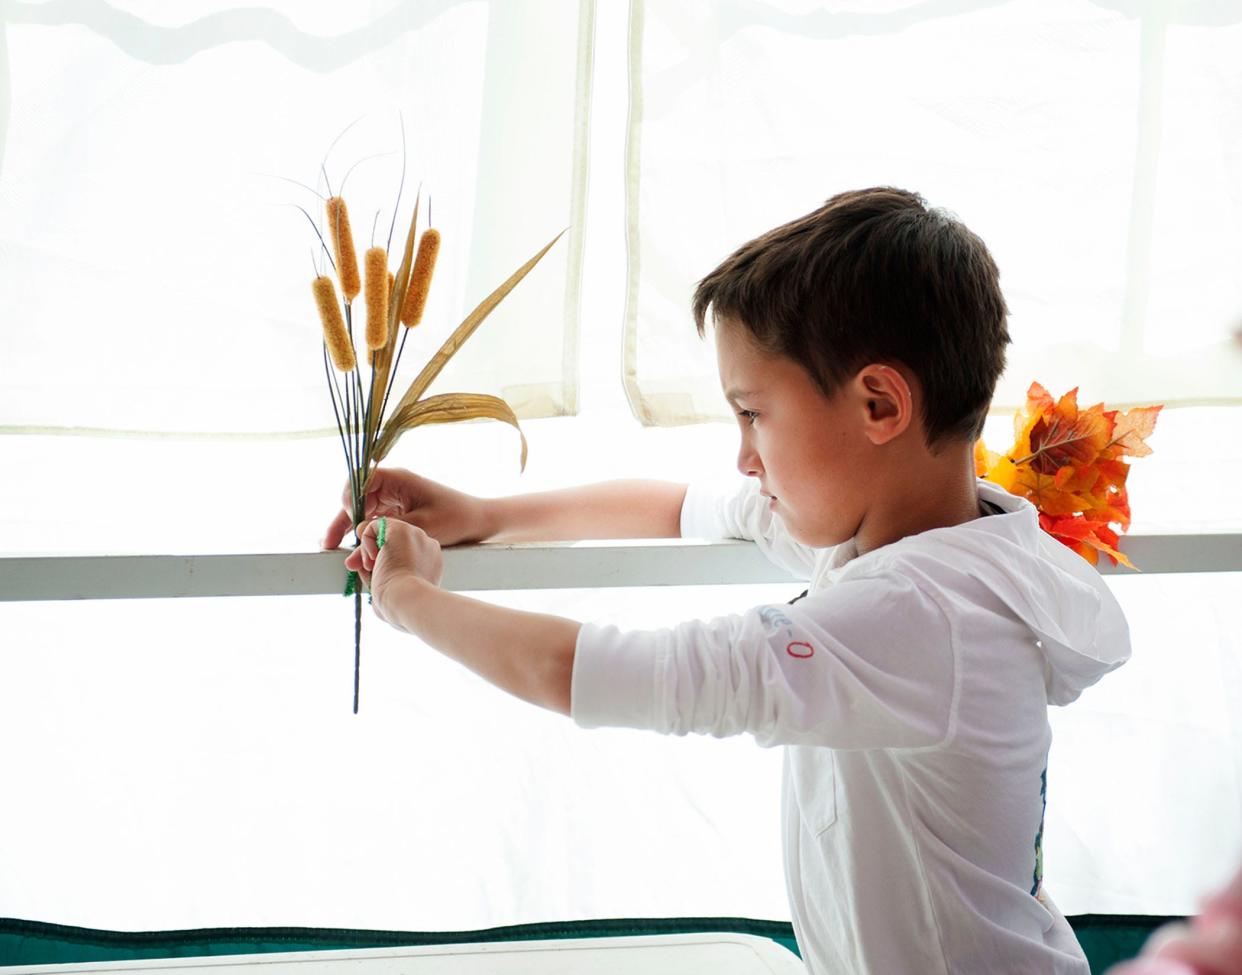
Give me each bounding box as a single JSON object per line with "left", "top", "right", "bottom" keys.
{"left": 692, "top": 187, "right": 1010, "bottom": 450}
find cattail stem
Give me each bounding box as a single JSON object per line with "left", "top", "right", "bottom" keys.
{"left": 380, "top": 327, "right": 411, "bottom": 430}
{"left": 323, "top": 343, "right": 355, "bottom": 489}
{"left": 333, "top": 317, "right": 365, "bottom": 719}
{"left": 298, "top": 206, "right": 337, "bottom": 274}
{"left": 353, "top": 587, "right": 362, "bottom": 713}
{"left": 330, "top": 361, "right": 350, "bottom": 461}
{"left": 344, "top": 366, "right": 358, "bottom": 508}
{"left": 362, "top": 358, "right": 376, "bottom": 477}
{"left": 355, "top": 368, "right": 367, "bottom": 493}
{"left": 345, "top": 307, "right": 365, "bottom": 497}
{"left": 386, "top": 114, "right": 407, "bottom": 255}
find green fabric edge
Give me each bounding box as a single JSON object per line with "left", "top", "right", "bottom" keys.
{"left": 0, "top": 915, "right": 1175, "bottom": 972}
{"left": 0, "top": 917, "right": 797, "bottom": 967}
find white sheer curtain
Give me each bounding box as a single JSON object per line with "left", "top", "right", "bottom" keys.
{"left": 0, "top": 0, "right": 590, "bottom": 434}
{"left": 623, "top": 0, "right": 1242, "bottom": 425}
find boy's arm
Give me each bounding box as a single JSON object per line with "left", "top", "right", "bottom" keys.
{"left": 574, "top": 571, "right": 956, "bottom": 748}
{"left": 323, "top": 473, "right": 687, "bottom": 551}
{"left": 383, "top": 576, "right": 581, "bottom": 716}
{"left": 484, "top": 480, "right": 688, "bottom": 543}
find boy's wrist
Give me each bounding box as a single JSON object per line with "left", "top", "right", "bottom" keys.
{"left": 382, "top": 574, "right": 439, "bottom": 636}
{"left": 476, "top": 496, "right": 505, "bottom": 543}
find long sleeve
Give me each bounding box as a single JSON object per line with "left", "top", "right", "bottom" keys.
{"left": 571, "top": 568, "right": 957, "bottom": 750}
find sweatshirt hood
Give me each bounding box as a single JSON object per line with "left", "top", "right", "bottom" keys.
{"left": 840, "top": 479, "right": 1131, "bottom": 706}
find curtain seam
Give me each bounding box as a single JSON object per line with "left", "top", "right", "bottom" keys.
{"left": 620, "top": 0, "right": 649, "bottom": 425}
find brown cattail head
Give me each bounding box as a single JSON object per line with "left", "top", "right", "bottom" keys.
{"left": 364, "top": 247, "right": 389, "bottom": 352}
{"left": 313, "top": 275, "right": 356, "bottom": 372}
{"left": 400, "top": 228, "right": 441, "bottom": 328}
{"left": 325, "top": 196, "right": 361, "bottom": 302}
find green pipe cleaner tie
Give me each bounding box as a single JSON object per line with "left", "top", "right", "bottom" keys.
{"left": 345, "top": 519, "right": 387, "bottom": 601}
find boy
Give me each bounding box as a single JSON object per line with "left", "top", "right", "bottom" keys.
{"left": 323, "top": 187, "right": 1131, "bottom": 973}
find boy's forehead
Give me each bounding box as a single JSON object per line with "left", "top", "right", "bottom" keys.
{"left": 715, "top": 319, "right": 767, "bottom": 370}
{"left": 716, "top": 342, "right": 768, "bottom": 401}
{"left": 716, "top": 327, "right": 784, "bottom": 403}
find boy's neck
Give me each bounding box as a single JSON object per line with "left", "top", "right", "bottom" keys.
{"left": 854, "top": 443, "right": 984, "bottom": 557}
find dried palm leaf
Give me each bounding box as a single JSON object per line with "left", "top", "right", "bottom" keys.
{"left": 371, "top": 392, "right": 527, "bottom": 471}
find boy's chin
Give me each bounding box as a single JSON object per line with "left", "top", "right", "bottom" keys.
{"left": 783, "top": 517, "right": 848, "bottom": 550}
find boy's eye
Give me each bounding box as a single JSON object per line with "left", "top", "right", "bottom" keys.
{"left": 737, "top": 409, "right": 758, "bottom": 424}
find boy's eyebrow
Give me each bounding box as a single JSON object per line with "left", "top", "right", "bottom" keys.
{"left": 723, "top": 387, "right": 758, "bottom": 404}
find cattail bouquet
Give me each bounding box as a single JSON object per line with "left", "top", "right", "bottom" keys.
{"left": 306, "top": 179, "right": 563, "bottom": 713}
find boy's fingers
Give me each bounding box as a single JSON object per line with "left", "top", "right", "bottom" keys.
{"left": 322, "top": 508, "right": 353, "bottom": 550}
{"left": 354, "top": 519, "right": 383, "bottom": 562}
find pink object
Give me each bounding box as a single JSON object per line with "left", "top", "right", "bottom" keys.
{"left": 1110, "top": 960, "right": 1198, "bottom": 975}
{"left": 1200, "top": 864, "right": 1242, "bottom": 929}
{"left": 1107, "top": 865, "right": 1242, "bottom": 975}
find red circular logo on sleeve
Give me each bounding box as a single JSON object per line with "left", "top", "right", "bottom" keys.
{"left": 786, "top": 641, "right": 814, "bottom": 659}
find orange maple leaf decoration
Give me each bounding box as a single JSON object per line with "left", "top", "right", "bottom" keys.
{"left": 975, "top": 382, "right": 1162, "bottom": 569}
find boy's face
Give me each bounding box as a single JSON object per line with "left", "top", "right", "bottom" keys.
{"left": 715, "top": 320, "right": 884, "bottom": 548}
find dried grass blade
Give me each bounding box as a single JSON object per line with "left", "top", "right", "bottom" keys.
{"left": 371, "top": 392, "right": 527, "bottom": 471}
{"left": 382, "top": 229, "right": 566, "bottom": 427}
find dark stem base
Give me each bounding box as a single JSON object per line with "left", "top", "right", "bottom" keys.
{"left": 353, "top": 587, "right": 361, "bottom": 714}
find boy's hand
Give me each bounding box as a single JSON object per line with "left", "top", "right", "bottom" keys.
{"left": 344, "top": 517, "right": 443, "bottom": 631}
{"left": 321, "top": 467, "right": 491, "bottom": 550}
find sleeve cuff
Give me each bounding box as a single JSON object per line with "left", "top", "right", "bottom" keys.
{"left": 570, "top": 622, "right": 665, "bottom": 731}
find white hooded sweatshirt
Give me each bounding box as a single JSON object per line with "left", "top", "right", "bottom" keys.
{"left": 570, "top": 477, "right": 1131, "bottom": 975}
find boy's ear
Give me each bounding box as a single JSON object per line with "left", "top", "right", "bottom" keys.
{"left": 853, "top": 364, "right": 916, "bottom": 445}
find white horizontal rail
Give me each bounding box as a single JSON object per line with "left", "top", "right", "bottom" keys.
{"left": 0, "top": 534, "right": 1238, "bottom": 602}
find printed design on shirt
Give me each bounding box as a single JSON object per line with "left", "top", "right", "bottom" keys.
{"left": 758, "top": 606, "right": 816, "bottom": 659}
{"left": 1031, "top": 765, "right": 1047, "bottom": 897}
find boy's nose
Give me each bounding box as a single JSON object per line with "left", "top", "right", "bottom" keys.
{"left": 737, "top": 443, "right": 762, "bottom": 479}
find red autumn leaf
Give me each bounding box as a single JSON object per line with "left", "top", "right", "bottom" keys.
{"left": 1091, "top": 458, "right": 1131, "bottom": 493}
{"left": 1039, "top": 513, "right": 1135, "bottom": 570}
{"left": 978, "top": 382, "right": 1161, "bottom": 571}
{"left": 1019, "top": 388, "right": 1114, "bottom": 475}
{"left": 1025, "top": 381, "right": 1056, "bottom": 415}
